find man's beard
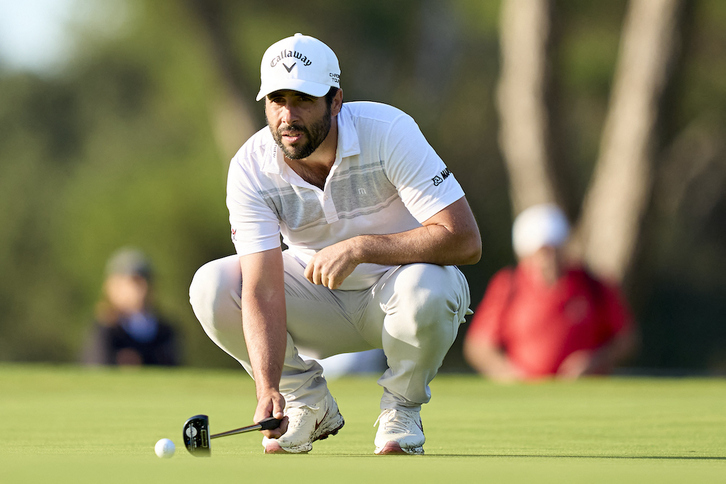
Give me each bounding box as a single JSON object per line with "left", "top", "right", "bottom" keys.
{"left": 269, "top": 106, "right": 332, "bottom": 160}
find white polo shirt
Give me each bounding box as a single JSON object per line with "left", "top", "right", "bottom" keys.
{"left": 226, "top": 101, "right": 465, "bottom": 290}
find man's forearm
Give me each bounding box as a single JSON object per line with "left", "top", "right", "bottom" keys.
{"left": 242, "top": 291, "right": 287, "bottom": 396}
{"left": 350, "top": 223, "right": 480, "bottom": 267}
{"left": 305, "top": 197, "right": 481, "bottom": 290}
{"left": 350, "top": 197, "right": 482, "bottom": 267}
{"left": 239, "top": 250, "right": 288, "bottom": 398}
{"left": 464, "top": 339, "right": 523, "bottom": 381}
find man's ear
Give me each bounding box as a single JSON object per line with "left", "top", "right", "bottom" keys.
{"left": 331, "top": 89, "right": 344, "bottom": 116}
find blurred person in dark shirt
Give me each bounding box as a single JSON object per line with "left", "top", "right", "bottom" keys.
{"left": 82, "top": 248, "right": 180, "bottom": 366}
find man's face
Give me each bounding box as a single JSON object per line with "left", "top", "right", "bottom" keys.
{"left": 104, "top": 274, "right": 148, "bottom": 314}
{"left": 521, "top": 245, "right": 564, "bottom": 285}
{"left": 265, "top": 90, "right": 332, "bottom": 160}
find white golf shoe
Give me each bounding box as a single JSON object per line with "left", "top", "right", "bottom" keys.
{"left": 374, "top": 408, "right": 425, "bottom": 455}
{"left": 262, "top": 392, "right": 344, "bottom": 454}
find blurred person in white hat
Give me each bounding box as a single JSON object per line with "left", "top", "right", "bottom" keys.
{"left": 189, "top": 33, "right": 481, "bottom": 455}
{"left": 464, "top": 204, "right": 637, "bottom": 382}
{"left": 81, "top": 248, "right": 180, "bottom": 366}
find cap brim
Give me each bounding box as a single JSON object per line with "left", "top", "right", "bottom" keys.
{"left": 256, "top": 79, "right": 331, "bottom": 101}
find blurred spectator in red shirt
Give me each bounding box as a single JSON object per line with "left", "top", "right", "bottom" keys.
{"left": 464, "top": 204, "right": 637, "bottom": 381}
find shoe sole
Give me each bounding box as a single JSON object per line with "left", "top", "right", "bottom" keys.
{"left": 375, "top": 441, "right": 424, "bottom": 455}
{"left": 264, "top": 417, "right": 345, "bottom": 454}
{"left": 315, "top": 417, "right": 345, "bottom": 442}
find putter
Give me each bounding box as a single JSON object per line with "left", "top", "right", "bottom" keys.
{"left": 183, "top": 414, "right": 283, "bottom": 456}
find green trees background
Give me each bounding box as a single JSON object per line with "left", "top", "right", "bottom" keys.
{"left": 1, "top": 0, "right": 724, "bottom": 372}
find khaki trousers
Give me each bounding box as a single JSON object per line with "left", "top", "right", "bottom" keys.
{"left": 189, "top": 251, "right": 471, "bottom": 411}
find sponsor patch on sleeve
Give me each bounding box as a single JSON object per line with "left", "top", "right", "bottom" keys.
{"left": 432, "top": 168, "right": 451, "bottom": 186}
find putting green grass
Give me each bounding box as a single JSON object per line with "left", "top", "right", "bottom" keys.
{"left": 1, "top": 364, "right": 724, "bottom": 483}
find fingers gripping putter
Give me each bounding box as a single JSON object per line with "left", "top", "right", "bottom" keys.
{"left": 183, "top": 415, "right": 282, "bottom": 456}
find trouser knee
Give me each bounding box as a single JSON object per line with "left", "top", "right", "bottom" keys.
{"left": 189, "top": 255, "right": 242, "bottom": 334}
{"left": 384, "top": 264, "right": 469, "bottom": 347}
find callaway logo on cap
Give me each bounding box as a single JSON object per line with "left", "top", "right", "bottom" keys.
{"left": 256, "top": 33, "right": 341, "bottom": 101}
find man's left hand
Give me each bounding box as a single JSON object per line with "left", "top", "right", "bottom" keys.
{"left": 304, "top": 240, "right": 359, "bottom": 290}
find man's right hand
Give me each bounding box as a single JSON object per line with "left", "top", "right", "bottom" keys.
{"left": 254, "top": 388, "right": 288, "bottom": 439}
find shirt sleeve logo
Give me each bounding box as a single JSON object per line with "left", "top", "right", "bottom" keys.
{"left": 432, "top": 168, "right": 451, "bottom": 186}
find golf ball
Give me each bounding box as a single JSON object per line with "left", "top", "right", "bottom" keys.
{"left": 155, "top": 438, "right": 175, "bottom": 458}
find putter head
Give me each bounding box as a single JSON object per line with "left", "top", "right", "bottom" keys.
{"left": 183, "top": 414, "right": 211, "bottom": 456}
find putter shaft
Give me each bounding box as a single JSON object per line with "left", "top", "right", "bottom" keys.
{"left": 210, "top": 422, "right": 262, "bottom": 439}
{"left": 210, "top": 416, "right": 282, "bottom": 439}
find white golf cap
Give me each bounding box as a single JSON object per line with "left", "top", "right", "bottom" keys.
{"left": 512, "top": 203, "right": 570, "bottom": 258}
{"left": 256, "top": 33, "right": 341, "bottom": 101}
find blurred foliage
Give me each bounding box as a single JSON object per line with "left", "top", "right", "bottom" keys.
{"left": 0, "top": 0, "right": 724, "bottom": 372}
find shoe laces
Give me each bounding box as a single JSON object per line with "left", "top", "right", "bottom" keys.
{"left": 374, "top": 408, "right": 420, "bottom": 433}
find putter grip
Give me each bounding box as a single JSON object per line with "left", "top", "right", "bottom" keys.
{"left": 258, "top": 417, "right": 283, "bottom": 431}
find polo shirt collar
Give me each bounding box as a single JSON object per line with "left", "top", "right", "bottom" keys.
{"left": 336, "top": 104, "right": 361, "bottom": 159}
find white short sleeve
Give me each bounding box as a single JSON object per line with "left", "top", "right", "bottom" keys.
{"left": 226, "top": 157, "right": 282, "bottom": 256}
{"left": 383, "top": 113, "right": 465, "bottom": 223}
